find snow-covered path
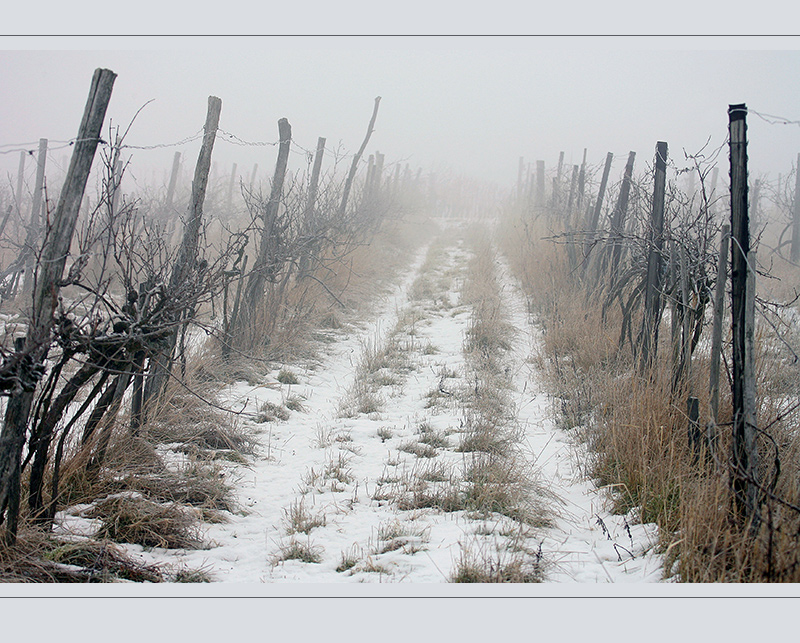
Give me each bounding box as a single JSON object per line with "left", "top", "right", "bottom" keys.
{"left": 114, "top": 220, "right": 663, "bottom": 583}
{"left": 495, "top": 255, "right": 663, "bottom": 583}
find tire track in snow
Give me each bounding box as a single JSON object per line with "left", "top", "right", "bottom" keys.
{"left": 495, "top": 253, "right": 664, "bottom": 583}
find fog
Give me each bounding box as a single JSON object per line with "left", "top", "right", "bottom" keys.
{"left": 2, "top": 39, "right": 800, "bottom": 193}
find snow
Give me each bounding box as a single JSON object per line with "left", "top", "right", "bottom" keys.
{"left": 48, "top": 218, "right": 664, "bottom": 587}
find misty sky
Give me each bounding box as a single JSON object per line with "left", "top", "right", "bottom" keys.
{"left": 2, "top": 38, "right": 800, "bottom": 194}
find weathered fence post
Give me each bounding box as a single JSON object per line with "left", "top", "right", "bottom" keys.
{"left": 19, "top": 138, "right": 49, "bottom": 297}
{"left": 554, "top": 151, "right": 564, "bottom": 210}
{"left": 0, "top": 206, "right": 11, "bottom": 241}
{"left": 679, "top": 242, "right": 693, "bottom": 387}
{"left": 249, "top": 163, "right": 258, "bottom": 190}
{"left": 307, "top": 136, "right": 326, "bottom": 214}
{"left": 164, "top": 151, "right": 181, "bottom": 237}
{"left": 751, "top": 178, "right": 761, "bottom": 237}
{"left": 638, "top": 141, "right": 668, "bottom": 375}
{"left": 15, "top": 150, "right": 25, "bottom": 219}
{"left": 790, "top": 153, "right": 800, "bottom": 263}
{"left": 298, "top": 136, "right": 326, "bottom": 279}
{"left": 339, "top": 96, "right": 381, "bottom": 217}
{"left": 708, "top": 223, "right": 730, "bottom": 455}
{"left": 143, "top": 95, "right": 222, "bottom": 412}
{"left": 729, "top": 103, "right": 760, "bottom": 525}
{"left": 584, "top": 152, "right": 613, "bottom": 258}
{"left": 236, "top": 117, "right": 291, "bottom": 343}
{"left": 374, "top": 151, "right": 385, "bottom": 198}
{"left": 0, "top": 68, "right": 116, "bottom": 544}
{"left": 577, "top": 148, "right": 587, "bottom": 210}
{"left": 608, "top": 151, "right": 636, "bottom": 278}
{"left": 165, "top": 151, "right": 181, "bottom": 210}
{"left": 226, "top": 162, "right": 237, "bottom": 214}
{"left": 535, "top": 160, "right": 545, "bottom": 209}
{"left": 567, "top": 164, "right": 578, "bottom": 213}
{"left": 365, "top": 155, "right": 375, "bottom": 198}
{"left": 669, "top": 242, "right": 682, "bottom": 385}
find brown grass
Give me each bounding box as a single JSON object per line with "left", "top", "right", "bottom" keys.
{"left": 0, "top": 530, "right": 167, "bottom": 582}
{"left": 450, "top": 537, "right": 543, "bottom": 583}
{"left": 498, "top": 204, "right": 800, "bottom": 582}
{"left": 87, "top": 494, "right": 205, "bottom": 550}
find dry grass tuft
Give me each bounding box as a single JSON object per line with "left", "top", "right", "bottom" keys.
{"left": 272, "top": 537, "right": 324, "bottom": 565}
{"left": 87, "top": 494, "right": 204, "bottom": 550}
{"left": 283, "top": 499, "right": 327, "bottom": 535}
{"left": 0, "top": 530, "right": 167, "bottom": 582}
{"left": 450, "top": 537, "right": 543, "bottom": 583}
{"left": 256, "top": 401, "right": 290, "bottom": 423}
{"left": 112, "top": 461, "right": 236, "bottom": 514}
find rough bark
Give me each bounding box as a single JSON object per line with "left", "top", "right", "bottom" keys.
{"left": 0, "top": 68, "right": 116, "bottom": 543}
{"left": 339, "top": 97, "right": 381, "bottom": 217}
{"left": 638, "top": 141, "right": 668, "bottom": 375}
{"left": 142, "top": 96, "right": 221, "bottom": 412}
{"left": 729, "top": 103, "right": 760, "bottom": 524}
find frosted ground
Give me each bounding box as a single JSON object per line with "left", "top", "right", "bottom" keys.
{"left": 53, "top": 218, "right": 663, "bottom": 586}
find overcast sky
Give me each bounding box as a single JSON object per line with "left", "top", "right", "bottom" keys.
{"left": 2, "top": 38, "right": 800, "bottom": 195}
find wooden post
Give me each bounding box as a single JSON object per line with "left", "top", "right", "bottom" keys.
{"left": 143, "top": 96, "right": 222, "bottom": 411}
{"left": 729, "top": 103, "right": 759, "bottom": 523}
{"left": 15, "top": 150, "right": 25, "bottom": 219}
{"left": 298, "top": 136, "right": 326, "bottom": 279}
{"left": 584, "top": 152, "right": 613, "bottom": 257}
{"left": 170, "top": 97, "right": 222, "bottom": 292}
{"left": 340, "top": 96, "right": 381, "bottom": 217}
{"left": 525, "top": 165, "right": 534, "bottom": 212}
{"left": 536, "top": 160, "right": 545, "bottom": 208}
{"left": 392, "top": 163, "right": 401, "bottom": 196}
{"left": 751, "top": 178, "right": 761, "bottom": 238}
{"left": 164, "top": 151, "right": 181, "bottom": 238}
{"left": 374, "top": 151, "right": 385, "bottom": 198}
{"left": 679, "top": 242, "right": 693, "bottom": 385}
{"left": 307, "top": 136, "right": 326, "bottom": 214}
{"left": 708, "top": 224, "right": 730, "bottom": 429}
{"left": 365, "top": 154, "right": 375, "bottom": 197}
{"left": 609, "top": 151, "right": 636, "bottom": 277}
{"left": 165, "top": 151, "right": 181, "bottom": 210}
{"left": 249, "top": 163, "right": 259, "bottom": 190}
{"left": 669, "top": 242, "right": 682, "bottom": 385}
{"left": 638, "top": 141, "right": 668, "bottom": 375}
{"left": 0, "top": 206, "right": 11, "bottom": 241}
{"left": 577, "top": 148, "right": 587, "bottom": 210}
{"left": 20, "top": 138, "right": 49, "bottom": 296}
{"left": 238, "top": 117, "right": 292, "bottom": 336}
{"left": 0, "top": 68, "right": 116, "bottom": 543}
{"left": 107, "top": 128, "right": 123, "bottom": 219}
{"left": 30, "top": 139, "right": 47, "bottom": 234}
{"left": 790, "top": 153, "right": 800, "bottom": 263}
{"left": 567, "top": 164, "right": 578, "bottom": 213}
{"left": 226, "top": 162, "right": 238, "bottom": 213}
